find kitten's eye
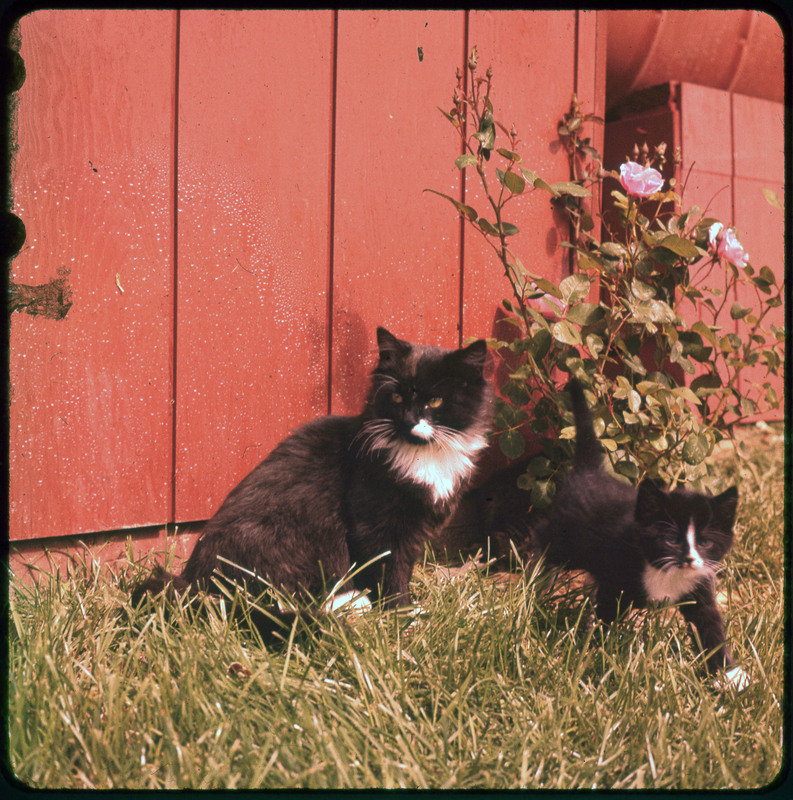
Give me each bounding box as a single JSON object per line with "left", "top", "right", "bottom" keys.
{"left": 428, "top": 397, "right": 443, "bottom": 409}
{"left": 390, "top": 392, "right": 403, "bottom": 404}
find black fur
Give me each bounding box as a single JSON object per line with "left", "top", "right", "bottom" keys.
{"left": 133, "top": 327, "right": 492, "bottom": 631}
{"left": 448, "top": 378, "right": 741, "bottom": 678}
{"left": 534, "top": 378, "right": 740, "bottom": 674}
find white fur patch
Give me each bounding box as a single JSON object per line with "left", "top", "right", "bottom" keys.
{"left": 642, "top": 563, "right": 707, "bottom": 603}
{"left": 324, "top": 590, "right": 372, "bottom": 614}
{"left": 411, "top": 419, "right": 434, "bottom": 440}
{"left": 716, "top": 665, "right": 750, "bottom": 692}
{"left": 383, "top": 430, "right": 488, "bottom": 503}
{"left": 686, "top": 520, "right": 704, "bottom": 569}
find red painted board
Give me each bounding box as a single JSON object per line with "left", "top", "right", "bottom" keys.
{"left": 9, "top": 10, "right": 177, "bottom": 540}
{"left": 731, "top": 94, "right": 784, "bottom": 418}
{"left": 679, "top": 83, "right": 733, "bottom": 178}
{"left": 175, "top": 10, "right": 335, "bottom": 521}
{"left": 330, "top": 10, "right": 466, "bottom": 416}
{"left": 732, "top": 178, "right": 784, "bottom": 418}
{"left": 732, "top": 94, "right": 785, "bottom": 183}
{"left": 462, "top": 10, "right": 581, "bottom": 343}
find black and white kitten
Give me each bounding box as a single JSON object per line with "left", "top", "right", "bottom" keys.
{"left": 134, "top": 327, "right": 492, "bottom": 628}
{"left": 533, "top": 378, "right": 746, "bottom": 688}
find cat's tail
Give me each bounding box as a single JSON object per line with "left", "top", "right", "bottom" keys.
{"left": 566, "top": 378, "right": 602, "bottom": 471}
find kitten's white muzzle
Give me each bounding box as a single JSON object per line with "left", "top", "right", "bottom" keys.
{"left": 410, "top": 419, "right": 434, "bottom": 441}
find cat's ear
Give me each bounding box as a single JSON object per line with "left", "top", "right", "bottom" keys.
{"left": 635, "top": 479, "right": 666, "bottom": 522}
{"left": 711, "top": 486, "right": 738, "bottom": 530}
{"left": 453, "top": 339, "right": 487, "bottom": 372}
{"left": 376, "top": 327, "right": 410, "bottom": 362}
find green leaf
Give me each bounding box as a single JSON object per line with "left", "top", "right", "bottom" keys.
{"left": 559, "top": 273, "right": 592, "bottom": 305}
{"left": 499, "top": 430, "right": 526, "bottom": 460}
{"left": 423, "top": 189, "right": 477, "bottom": 221}
{"left": 656, "top": 235, "right": 699, "bottom": 259}
{"left": 730, "top": 302, "right": 752, "bottom": 320}
{"left": 527, "top": 329, "right": 553, "bottom": 360}
{"left": 599, "top": 242, "right": 626, "bottom": 260}
{"left": 566, "top": 303, "right": 604, "bottom": 326}
{"left": 520, "top": 168, "right": 556, "bottom": 195}
{"left": 584, "top": 333, "right": 604, "bottom": 356}
{"left": 682, "top": 433, "right": 712, "bottom": 465}
{"left": 549, "top": 181, "right": 591, "bottom": 198}
{"left": 477, "top": 218, "right": 499, "bottom": 236}
{"left": 455, "top": 154, "right": 478, "bottom": 169}
{"left": 503, "top": 171, "right": 526, "bottom": 195}
{"left": 630, "top": 279, "right": 656, "bottom": 301}
{"left": 496, "top": 147, "right": 522, "bottom": 163}
{"left": 690, "top": 374, "right": 722, "bottom": 395}
{"left": 761, "top": 188, "right": 783, "bottom": 210}
{"left": 691, "top": 321, "right": 718, "bottom": 349}
{"left": 551, "top": 320, "right": 582, "bottom": 346}
{"left": 631, "top": 300, "right": 677, "bottom": 325}
{"left": 614, "top": 460, "right": 640, "bottom": 480}
{"left": 500, "top": 221, "right": 520, "bottom": 236}
{"left": 529, "top": 276, "right": 563, "bottom": 299}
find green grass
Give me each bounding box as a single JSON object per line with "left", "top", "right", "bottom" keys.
{"left": 7, "top": 425, "right": 786, "bottom": 790}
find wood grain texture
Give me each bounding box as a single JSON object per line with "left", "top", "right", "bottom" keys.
{"left": 330, "top": 10, "right": 465, "bottom": 415}
{"left": 9, "top": 10, "right": 177, "bottom": 539}
{"left": 174, "top": 10, "right": 335, "bottom": 521}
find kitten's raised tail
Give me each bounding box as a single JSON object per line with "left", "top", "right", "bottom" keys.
{"left": 566, "top": 378, "right": 602, "bottom": 471}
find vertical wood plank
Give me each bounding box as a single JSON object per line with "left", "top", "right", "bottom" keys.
{"left": 330, "top": 10, "right": 466, "bottom": 415}
{"left": 9, "top": 10, "right": 177, "bottom": 540}
{"left": 462, "top": 10, "right": 579, "bottom": 342}
{"left": 175, "top": 10, "right": 335, "bottom": 521}
{"left": 731, "top": 93, "right": 784, "bottom": 415}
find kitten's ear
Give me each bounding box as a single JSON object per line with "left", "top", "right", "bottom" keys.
{"left": 376, "top": 327, "right": 410, "bottom": 362}
{"left": 635, "top": 479, "right": 666, "bottom": 522}
{"left": 712, "top": 486, "right": 739, "bottom": 530}
{"left": 453, "top": 339, "right": 487, "bottom": 372}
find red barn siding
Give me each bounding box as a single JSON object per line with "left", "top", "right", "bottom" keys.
{"left": 174, "top": 10, "right": 335, "bottom": 522}
{"left": 11, "top": 9, "right": 780, "bottom": 564}
{"left": 331, "top": 10, "right": 465, "bottom": 415}
{"left": 9, "top": 10, "right": 177, "bottom": 540}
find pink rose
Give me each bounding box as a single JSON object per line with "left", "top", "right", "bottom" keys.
{"left": 718, "top": 228, "right": 749, "bottom": 267}
{"left": 619, "top": 161, "right": 664, "bottom": 197}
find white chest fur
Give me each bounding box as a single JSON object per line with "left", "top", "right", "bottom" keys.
{"left": 385, "top": 431, "right": 488, "bottom": 504}
{"left": 642, "top": 520, "right": 710, "bottom": 602}
{"left": 642, "top": 563, "right": 707, "bottom": 603}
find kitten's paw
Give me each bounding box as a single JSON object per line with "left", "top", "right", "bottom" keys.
{"left": 324, "top": 590, "right": 372, "bottom": 615}
{"left": 715, "top": 665, "right": 750, "bottom": 692}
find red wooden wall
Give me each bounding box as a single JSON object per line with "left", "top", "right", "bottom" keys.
{"left": 9, "top": 10, "right": 606, "bottom": 552}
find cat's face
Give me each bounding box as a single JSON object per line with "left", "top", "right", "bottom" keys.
{"left": 363, "top": 327, "right": 491, "bottom": 447}
{"left": 635, "top": 480, "right": 738, "bottom": 575}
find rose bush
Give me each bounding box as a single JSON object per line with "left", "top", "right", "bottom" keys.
{"left": 429, "top": 50, "right": 783, "bottom": 504}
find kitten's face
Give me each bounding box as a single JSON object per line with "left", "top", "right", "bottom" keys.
{"left": 635, "top": 481, "right": 738, "bottom": 574}
{"left": 364, "top": 327, "right": 490, "bottom": 447}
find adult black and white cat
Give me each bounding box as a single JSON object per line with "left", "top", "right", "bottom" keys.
{"left": 133, "top": 327, "right": 492, "bottom": 633}
{"left": 533, "top": 378, "right": 746, "bottom": 688}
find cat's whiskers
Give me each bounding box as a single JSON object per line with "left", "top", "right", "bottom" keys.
{"left": 352, "top": 419, "right": 396, "bottom": 456}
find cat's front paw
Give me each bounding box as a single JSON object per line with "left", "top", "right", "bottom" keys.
{"left": 715, "top": 665, "right": 750, "bottom": 692}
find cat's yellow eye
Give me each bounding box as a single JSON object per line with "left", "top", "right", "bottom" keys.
{"left": 428, "top": 397, "right": 443, "bottom": 408}
{"left": 391, "top": 392, "right": 403, "bottom": 404}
